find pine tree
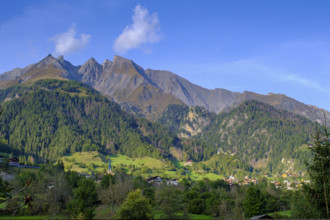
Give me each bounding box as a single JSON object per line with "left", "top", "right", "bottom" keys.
{"left": 69, "top": 177, "right": 97, "bottom": 219}
{"left": 243, "top": 186, "right": 266, "bottom": 218}
{"left": 304, "top": 123, "right": 330, "bottom": 218}
{"left": 116, "top": 189, "right": 152, "bottom": 219}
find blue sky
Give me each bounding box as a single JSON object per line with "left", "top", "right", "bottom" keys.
{"left": 1, "top": 0, "right": 330, "bottom": 111}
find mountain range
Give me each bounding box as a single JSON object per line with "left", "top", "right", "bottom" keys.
{"left": 1, "top": 54, "right": 329, "bottom": 123}
{"left": 0, "top": 55, "right": 323, "bottom": 174}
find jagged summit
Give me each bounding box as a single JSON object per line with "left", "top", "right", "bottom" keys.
{"left": 86, "top": 57, "right": 97, "bottom": 63}
{"left": 102, "top": 59, "right": 112, "bottom": 70}
{"left": 37, "top": 54, "right": 58, "bottom": 65}
{"left": 113, "top": 55, "right": 132, "bottom": 63}
{"left": 57, "top": 55, "right": 64, "bottom": 63}
{"left": 78, "top": 57, "right": 102, "bottom": 86}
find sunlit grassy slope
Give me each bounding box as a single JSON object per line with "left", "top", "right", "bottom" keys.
{"left": 61, "top": 151, "right": 225, "bottom": 180}
{"left": 61, "top": 151, "right": 165, "bottom": 173}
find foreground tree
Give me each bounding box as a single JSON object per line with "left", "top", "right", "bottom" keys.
{"left": 243, "top": 185, "right": 266, "bottom": 218}
{"left": 298, "top": 123, "right": 330, "bottom": 218}
{"left": 156, "top": 186, "right": 185, "bottom": 219}
{"left": 68, "top": 177, "right": 97, "bottom": 219}
{"left": 116, "top": 189, "right": 151, "bottom": 219}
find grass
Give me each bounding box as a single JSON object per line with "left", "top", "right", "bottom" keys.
{"left": 0, "top": 202, "right": 7, "bottom": 209}
{"left": 269, "top": 210, "right": 292, "bottom": 218}
{"left": 0, "top": 152, "right": 10, "bottom": 157}
{"left": 153, "top": 210, "right": 214, "bottom": 220}
{"left": 163, "top": 168, "right": 224, "bottom": 181}
{"left": 188, "top": 213, "right": 214, "bottom": 219}
{"left": 61, "top": 151, "right": 225, "bottom": 181}
{"left": 172, "top": 160, "right": 185, "bottom": 168}
{"left": 111, "top": 154, "right": 164, "bottom": 169}
{"left": 190, "top": 172, "right": 225, "bottom": 181}
{"left": 61, "top": 151, "right": 107, "bottom": 173}
{"left": 61, "top": 151, "right": 166, "bottom": 174}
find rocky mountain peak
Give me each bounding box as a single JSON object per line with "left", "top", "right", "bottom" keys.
{"left": 57, "top": 55, "right": 64, "bottom": 63}
{"left": 110, "top": 55, "right": 144, "bottom": 76}
{"left": 78, "top": 57, "right": 102, "bottom": 86}
{"left": 79, "top": 58, "right": 100, "bottom": 70}
{"left": 87, "top": 57, "right": 97, "bottom": 63}
{"left": 102, "top": 59, "right": 112, "bottom": 70}
{"left": 113, "top": 55, "right": 132, "bottom": 63}
{"left": 36, "top": 54, "right": 64, "bottom": 70}
{"left": 40, "top": 54, "right": 56, "bottom": 63}
{"left": 1, "top": 55, "right": 329, "bottom": 123}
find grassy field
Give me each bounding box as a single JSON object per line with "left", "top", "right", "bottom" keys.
{"left": 110, "top": 154, "right": 165, "bottom": 169}
{"left": 190, "top": 172, "right": 225, "bottom": 181}
{"left": 60, "top": 151, "right": 225, "bottom": 181}
{"left": 61, "top": 151, "right": 166, "bottom": 173}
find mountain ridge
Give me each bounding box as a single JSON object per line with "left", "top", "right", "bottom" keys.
{"left": 1, "top": 54, "right": 329, "bottom": 123}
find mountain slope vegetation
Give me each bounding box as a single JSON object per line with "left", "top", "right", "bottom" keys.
{"left": 161, "top": 101, "right": 317, "bottom": 174}
{"left": 0, "top": 79, "right": 179, "bottom": 162}
{"left": 158, "top": 104, "right": 215, "bottom": 138}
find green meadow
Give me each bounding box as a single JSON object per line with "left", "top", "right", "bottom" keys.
{"left": 61, "top": 151, "right": 224, "bottom": 181}
{"left": 61, "top": 151, "right": 166, "bottom": 173}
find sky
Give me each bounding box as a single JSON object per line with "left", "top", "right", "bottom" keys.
{"left": 1, "top": 0, "right": 330, "bottom": 111}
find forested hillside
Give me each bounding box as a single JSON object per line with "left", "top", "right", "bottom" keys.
{"left": 0, "top": 79, "right": 320, "bottom": 174}
{"left": 158, "top": 104, "right": 215, "bottom": 138}
{"left": 161, "top": 101, "right": 318, "bottom": 174}
{"left": 0, "top": 79, "right": 179, "bottom": 162}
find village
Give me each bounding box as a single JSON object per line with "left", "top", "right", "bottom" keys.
{"left": 0, "top": 155, "right": 310, "bottom": 191}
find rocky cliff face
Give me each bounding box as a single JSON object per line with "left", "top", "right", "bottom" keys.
{"left": 78, "top": 58, "right": 103, "bottom": 86}
{"left": 145, "top": 69, "right": 330, "bottom": 123}
{"left": 1, "top": 54, "right": 329, "bottom": 123}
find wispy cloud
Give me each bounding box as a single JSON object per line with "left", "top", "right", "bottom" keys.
{"left": 52, "top": 24, "right": 91, "bottom": 55}
{"left": 225, "top": 59, "right": 330, "bottom": 93}
{"left": 280, "top": 74, "right": 330, "bottom": 93}
{"left": 113, "top": 4, "right": 161, "bottom": 54}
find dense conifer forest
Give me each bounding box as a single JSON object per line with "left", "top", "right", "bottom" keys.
{"left": 0, "top": 80, "right": 178, "bottom": 162}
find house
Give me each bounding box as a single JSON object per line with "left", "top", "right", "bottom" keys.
{"left": 78, "top": 172, "right": 93, "bottom": 178}
{"left": 283, "top": 180, "right": 290, "bottom": 185}
{"left": 167, "top": 179, "right": 178, "bottom": 186}
{"left": 147, "top": 176, "right": 163, "bottom": 185}
{"left": 8, "top": 157, "right": 19, "bottom": 166}
{"left": 48, "top": 181, "right": 55, "bottom": 189}
{"left": 251, "top": 179, "right": 258, "bottom": 184}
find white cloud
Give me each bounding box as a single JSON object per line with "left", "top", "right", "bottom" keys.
{"left": 52, "top": 24, "right": 91, "bottom": 55}
{"left": 113, "top": 4, "right": 161, "bottom": 53}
